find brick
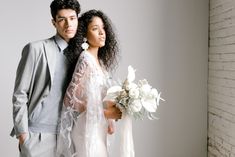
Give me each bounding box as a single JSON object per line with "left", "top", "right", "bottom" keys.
{"left": 209, "top": 61, "right": 235, "bottom": 70}
{"left": 209, "top": 44, "right": 235, "bottom": 53}
{"left": 209, "top": 53, "right": 235, "bottom": 62}
{"left": 210, "top": 9, "right": 233, "bottom": 24}
{"left": 210, "top": 35, "right": 235, "bottom": 46}
{"left": 208, "top": 0, "right": 235, "bottom": 156}
{"left": 210, "top": 1, "right": 233, "bottom": 17}
{"left": 208, "top": 72, "right": 235, "bottom": 83}
{"left": 209, "top": 77, "right": 235, "bottom": 88}
{"left": 210, "top": 26, "right": 235, "bottom": 38}
{"left": 210, "top": 0, "right": 233, "bottom": 11}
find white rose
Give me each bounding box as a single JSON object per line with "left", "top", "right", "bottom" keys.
{"left": 126, "top": 82, "right": 138, "bottom": 91}
{"left": 107, "top": 86, "right": 122, "bottom": 93}
{"left": 138, "top": 79, "right": 149, "bottom": 86}
{"left": 129, "top": 99, "right": 142, "bottom": 112}
{"left": 103, "top": 85, "right": 122, "bottom": 101}
{"left": 129, "top": 88, "right": 139, "bottom": 99}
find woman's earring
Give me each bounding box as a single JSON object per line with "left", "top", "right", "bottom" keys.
{"left": 81, "top": 38, "right": 89, "bottom": 51}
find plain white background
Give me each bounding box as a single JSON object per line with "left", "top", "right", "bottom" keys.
{"left": 0, "top": 0, "right": 208, "bottom": 156}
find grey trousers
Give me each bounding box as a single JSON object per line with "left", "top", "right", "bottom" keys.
{"left": 19, "top": 132, "right": 57, "bottom": 157}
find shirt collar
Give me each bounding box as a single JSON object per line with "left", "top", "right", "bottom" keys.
{"left": 54, "top": 34, "right": 68, "bottom": 52}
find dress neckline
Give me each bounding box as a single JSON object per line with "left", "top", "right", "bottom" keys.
{"left": 83, "top": 50, "right": 105, "bottom": 75}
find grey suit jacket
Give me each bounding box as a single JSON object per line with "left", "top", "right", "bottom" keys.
{"left": 11, "top": 36, "right": 59, "bottom": 137}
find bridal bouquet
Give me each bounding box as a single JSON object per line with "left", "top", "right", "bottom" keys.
{"left": 104, "top": 66, "right": 165, "bottom": 157}
{"left": 104, "top": 65, "right": 165, "bottom": 120}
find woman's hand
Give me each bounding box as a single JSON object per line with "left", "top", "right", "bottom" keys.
{"left": 107, "top": 120, "right": 115, "bottom": 135}
{"left": 104, "top": 101, "right": 122, "bottom": 120}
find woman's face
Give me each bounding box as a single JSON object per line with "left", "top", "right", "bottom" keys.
{"left": 86, "top": 16, "right": 106, "bottom": 48}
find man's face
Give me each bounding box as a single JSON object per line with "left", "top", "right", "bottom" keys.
{"left": 53, "top": 9, "right": 78, "bottom": 42}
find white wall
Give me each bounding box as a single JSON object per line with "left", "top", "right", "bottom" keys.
{"left": 208, "top": 0, "right": 235, "bottom": 156}
{"left": 0, "top": 0, "right": 208, "bottom": 156}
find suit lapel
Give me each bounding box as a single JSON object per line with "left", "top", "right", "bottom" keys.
{"left": 44, "top": 37, "right": 58, "bottom": 85}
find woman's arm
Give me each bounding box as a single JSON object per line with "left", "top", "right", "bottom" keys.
{"left": 63, "top": 56, "right": 88, "bottom": 113}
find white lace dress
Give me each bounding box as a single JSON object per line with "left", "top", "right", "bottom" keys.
{"left": 57, "top": 51, "right": 111, "bottom": 157}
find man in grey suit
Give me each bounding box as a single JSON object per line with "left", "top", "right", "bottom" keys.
{"left": 10, "top": 0, "right": 81, "bottom": 156}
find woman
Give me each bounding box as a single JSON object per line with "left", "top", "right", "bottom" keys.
{"left": 57, "top": 10, "right": 121, "bottom": 157}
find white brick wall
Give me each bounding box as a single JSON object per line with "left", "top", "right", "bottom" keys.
{"left": 209, "top": 0, "right": 235, "bottom": 156}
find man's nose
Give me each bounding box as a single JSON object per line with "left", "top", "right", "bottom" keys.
{"left": 65, "top": 19, "right": 72, "bottom": 27}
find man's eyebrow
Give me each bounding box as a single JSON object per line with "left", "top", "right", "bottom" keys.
{"left": 57, "top": 15, "right": 77, "bottom": 19}
{"left": 57, "top": 16, "right": 65, "bottom": 19}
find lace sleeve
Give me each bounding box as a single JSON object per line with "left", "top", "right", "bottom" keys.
{"left": 57, "top": 54, "right": 91, "bottom": 157}
{"left": 57, "top": 52, "right": 109, "bottom": 157}
{"left": 63, "top": 54, "right": 89, "bottom": 113}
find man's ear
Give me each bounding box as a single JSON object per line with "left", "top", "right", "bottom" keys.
{"left": 52, "top": 19, "right": 56, "bottom": 27}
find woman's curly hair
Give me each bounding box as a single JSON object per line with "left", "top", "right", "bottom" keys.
{"left": 65, "top": 9, "right": 119, "bottom": 71}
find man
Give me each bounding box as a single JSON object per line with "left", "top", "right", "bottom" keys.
{"left": 10, "top": 0, "right": 80, "bottom": 156}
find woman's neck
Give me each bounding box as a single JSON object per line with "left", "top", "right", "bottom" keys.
{"left": 87, "top": 47, "right": 98, "bottom": 59}
{"left": 87, "top": 47, "right": 101, "bottom": 67}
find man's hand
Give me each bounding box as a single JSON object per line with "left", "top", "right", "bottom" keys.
{"left": 18, "top": 133, "right": 27, "bottom": 145}
{"left": 104, "top": 101, "right": 122, "bottom": 120}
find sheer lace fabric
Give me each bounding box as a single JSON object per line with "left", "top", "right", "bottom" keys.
{"left": 57, "top": 51, "right": 111, "bottom": 157}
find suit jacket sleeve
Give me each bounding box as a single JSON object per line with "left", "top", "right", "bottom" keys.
{"left": 12, "top": 43, "right": 36, "bottom": 137}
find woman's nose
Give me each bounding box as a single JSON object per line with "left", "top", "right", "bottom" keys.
{"left": 99, "top": 28, "right": 105, "bottom": 35}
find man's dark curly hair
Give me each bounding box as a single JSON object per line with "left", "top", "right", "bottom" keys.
{"left": 66, "top": 9, "right": 119, "bottom": 71}
{"left": 50, "top": 0, "right": 81, "bottom": 21}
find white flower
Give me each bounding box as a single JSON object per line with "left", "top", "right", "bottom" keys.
{"left": 139, "top": 83, "right": 152, "bottom": 98}
{"left": 107, "top": 85, "right": 122, "bottom": 93}
{"left": 129, "top": 99, "right": 142, "bottom": 112}
{"left": 126, "top": 82, "right": 138, "bottom": 91}
{"left": 141, "top": 98, "right": 157, "bottom": 112}
{"left": 150, "top": 88, "right": 158, "bottom": 98}
{"left": 81, "top": 42, "right": 89, "bottom": 50}
{"left": 138, "top": 79, "right": 148, "bottom": 86}
{"left": 103, "top": 66, "right": 164, "bottom": 120}
{"left": 127, "top": 65, "right": 135, "bottom": 83}
{"left": 156, "top": 92, "right": 165, "bottom": 106}
{"left": 129, "top": 88, "right": 139, "bottom": 99}
{"left": 103, "top": 85, "right": 122, "bottom": 101}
